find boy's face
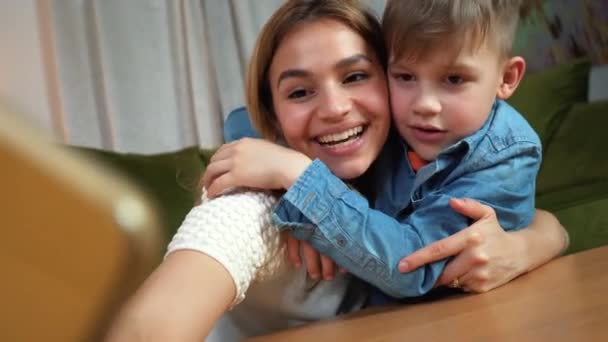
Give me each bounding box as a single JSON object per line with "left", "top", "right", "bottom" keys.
{"left": 388, "top": 41, "right": 505, "bottom": 161}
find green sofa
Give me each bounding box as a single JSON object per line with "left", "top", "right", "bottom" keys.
{"left": 70, "top": 59, "right": 607, "bottom": 255}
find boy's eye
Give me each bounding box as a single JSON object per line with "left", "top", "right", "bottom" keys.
{"left": 395, "top": 73, "right": 415, "bottom": 82}
{"left": 287, "top": 89, "right": 311, "bottom": 100}
{"left": 445, "top": 75, "right": 465, "bottom": 85}
{"left": 344, "top": 72, "right": 368, "bottom": 83}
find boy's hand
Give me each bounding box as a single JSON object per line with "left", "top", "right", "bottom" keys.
{"left": 284, "top": 232, "right": 339, "bottom": 280}
{"left": 203, "top": 138, "right": 312, "bottom": 198}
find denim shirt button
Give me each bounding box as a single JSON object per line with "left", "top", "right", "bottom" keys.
{"left": 336, "top": 234, "right": 346, "bottom": 247}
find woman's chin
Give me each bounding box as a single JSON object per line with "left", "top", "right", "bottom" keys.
{"left": 325, "top": 159, "right": 369, "bottom": 180}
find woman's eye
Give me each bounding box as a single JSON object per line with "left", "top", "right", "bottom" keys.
{"left": 344, "top": 72, "right": 368, "bottom": 83}
{"left": 287, "top": 89, "right": 310, "bottom": 99}
{"left": 446, "top": 75, "right": 465, "bottom": 85}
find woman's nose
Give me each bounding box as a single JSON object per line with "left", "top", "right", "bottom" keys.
{"left": 318, "top": 85, "right": 352, "bottom": 120}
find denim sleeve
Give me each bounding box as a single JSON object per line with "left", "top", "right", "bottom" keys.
{"left": 223, "top": 106, "right": 260, "bottom": 142}
{"left": 272, "top": 142, "right": 541, "bottom": 298}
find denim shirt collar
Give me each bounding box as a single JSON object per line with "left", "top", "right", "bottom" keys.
{"left": 412, "top": 99, "right": 501, "bottom": 172}
{"left": 371, "top": 100, "right": 502, "bottom": 215}
{"left": 448, "top": 100, "right": 500, "bottom": 152}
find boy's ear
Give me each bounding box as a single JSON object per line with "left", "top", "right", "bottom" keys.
{"left": 496, "top": 56, "right": 526, "bottom": 100}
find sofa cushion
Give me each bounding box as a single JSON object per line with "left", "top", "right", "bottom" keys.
{"left": 69, "top": 146, "right": 205, "bottom": 242}
{"left": 536, "top": 100, "right": 608, "bottom": 197}
{"left": 507, "top": 59, "right": 590, "bottom": 146}
{"left": 534, "top": 100, "right": 608, "bottom": 254}
{"left": 554, "top": 197, "right": 608, "bottom": 255}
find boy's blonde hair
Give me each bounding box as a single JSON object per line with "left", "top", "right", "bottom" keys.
{"left": 246, "top": 0, "right": 386, "bottom": 142}
{"left": 383, "top": 0, "right": 522, "bottom": 63}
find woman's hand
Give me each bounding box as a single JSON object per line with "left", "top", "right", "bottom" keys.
{"left": 398, "top": 198, "right": 528, "bottom": 293}
{"left": 284, "top": 232, "right": 338, "bottom": 281}
{"left": 203, "top": 138, "right": 312, "bottom": 198}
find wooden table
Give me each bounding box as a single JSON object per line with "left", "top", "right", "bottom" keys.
{"left": 247, "top": 246, "right": 608, "bottom": 341}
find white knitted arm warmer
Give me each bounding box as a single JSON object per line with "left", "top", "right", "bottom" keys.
{"left": 166, "top": 190, "right": 285, "bottom": 306}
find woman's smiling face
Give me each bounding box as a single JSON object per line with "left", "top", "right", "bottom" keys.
{"left": 268, "top": 19, "right": 390, "bottom": 180}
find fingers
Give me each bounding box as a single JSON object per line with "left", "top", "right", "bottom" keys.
{"left": 301, "top": 242, "right": 321, "bottom": 280}
{"left": 208, "top": 142, "right": 234, "bottom": 163}
{"left": 208, "top": 138, "right": 256, "bottom": 164}
{"left": 449, "top": 265, "right": 498, "bottom": 293}
{"left": 287, "top": 237, "right": 336, "bottom": 280}
{"left": 435, "top": 248, "right": 488, "bottom": 288}
{"left": 202, "top": 157, "right": 232, "bottom": 192}
{"left": 449, "top": 198, "right": 496, "bottom": 221}
{"left": 320, "top": 255, "right": 335, "bottom": 280}
{"left": 446, "top": 272, "right": 475, "bottom": 292}
{"left": 205, "top": 172, "right": 236, "bottom": 199}
{"left": 435, "top": 256, "right": 469, "bottom": 288}
{"left": 203, "top": 140, "right": 241, "bottom": 190}
{"left": 285, "top": 234, "right": 302, "bottom": 268}
{"left": 460, "top": 270, "right": 494, "bottom": 293}
{"left": 398, "top": 229, "right": 477, "bottom": 273}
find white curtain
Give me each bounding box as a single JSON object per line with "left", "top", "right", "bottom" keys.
{"left": 0, "top": 0, "right": 386, "bottom": 154}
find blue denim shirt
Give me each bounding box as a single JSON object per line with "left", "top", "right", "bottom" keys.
{"left": 223, "top": 106, "right": 260, "bottom": 141}
{"left": 223, "top": 100, "right": 541, "bottom": 299}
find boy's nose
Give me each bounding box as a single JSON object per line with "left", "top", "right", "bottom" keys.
{"left": 412, "top": 89, "right": 441, "bottom": 116}
{"left": 318, "top": 85, "right": 352, "bottom": 120}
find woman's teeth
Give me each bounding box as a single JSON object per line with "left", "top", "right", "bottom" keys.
{"left": 318, "top": 126, "right": 364, "bottom": 145}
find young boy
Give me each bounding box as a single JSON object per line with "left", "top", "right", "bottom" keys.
{"left": 362, "top": 0, "right": 539, "bottom": 301}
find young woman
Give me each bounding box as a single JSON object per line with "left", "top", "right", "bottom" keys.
{"left": 107, "top": 1, "right": 568, "bottom": 341}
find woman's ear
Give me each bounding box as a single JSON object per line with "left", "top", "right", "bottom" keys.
{"left": 497, "top": 56, "right": 526, "bottom": 100}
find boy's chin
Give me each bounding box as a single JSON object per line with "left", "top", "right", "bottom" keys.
{"left": 411, "top": 146, "right": 440, "bottom": 162}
